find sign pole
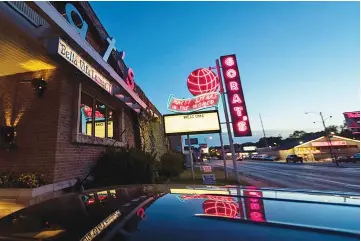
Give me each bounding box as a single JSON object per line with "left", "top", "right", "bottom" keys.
{"left": 219, "top": 131, "right": 229, "bottom": 180}
{"left": 187, "top": 134, "right": 195, "bottom": 180}
{"left": 216, "top": 59, "right": 240, "bottom": 184}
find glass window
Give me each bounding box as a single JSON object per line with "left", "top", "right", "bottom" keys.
{"left": 78, "top": 91, "right": 119, "bottom": 140}
{"left": 79, "top": 92, "right": 94, "bottom": 136}
{"left": 107, "top": 108, "right": 115, "bottom": 139}
{"left": 94, "top": 100, "right": 106, "bottom": 138}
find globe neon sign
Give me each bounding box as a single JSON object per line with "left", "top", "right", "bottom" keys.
{"left": 167, "top": 68, "right": 221, "bottom": 113}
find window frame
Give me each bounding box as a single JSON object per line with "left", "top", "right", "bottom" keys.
{"left": 78, "top": 90, "right": 120, "bottom": 141}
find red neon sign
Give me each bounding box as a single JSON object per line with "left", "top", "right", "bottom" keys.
{"left": 243, "top": 190, "right": 266, "bottom": 222}
{"left": 167, "top": 92, "right": 220, "bottom": 113}
{"left": 220, "top": 54, "right": 252, "bottom": 137}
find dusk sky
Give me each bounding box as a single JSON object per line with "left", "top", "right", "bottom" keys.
{"left": 91, "top": 1, "right": 360, "bottom": 145}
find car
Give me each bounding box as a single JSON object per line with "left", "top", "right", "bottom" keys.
{"left": 336, "top": 156, "right": 350, "bottom": 163}
{"left": 263, "top": 156, "right": 279, "bottom": 161}
{"left": 236, "top": 157, "right": 243, "bottom": 161}
{"left": 350, "top": 153, "right": 360, "bottom": 163}
{"left": 0, "top": 185, "right": 358, "bottom": 241}
{"left": 286, "top": 154, "right": 303, "bottom": 163}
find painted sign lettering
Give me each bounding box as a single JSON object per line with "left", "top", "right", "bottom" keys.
{"left": 58, "top": 38, "right": 112, "bottom": 93}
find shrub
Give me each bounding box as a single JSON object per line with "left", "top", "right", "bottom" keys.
{"left": 0, "top": 172, "right": 47, "bottom": 188}
{"left": 91, "top": 147, "right": 158, "bottom": 187}
{"left": 17, "top": 173, "right": 39, "bottom": 188}
{"left": 158, "top": 151, "right": 186, "bottom": 179}
{"left": 0, "top": 172, "right": 16, "bottom": 188}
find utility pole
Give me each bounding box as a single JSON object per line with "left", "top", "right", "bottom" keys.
{"left": 259, "top": 113, "right": 268, "bottom": 147}
{"left": 305, "top": 112, "right": 338, "bottom": 167}
{"left": 319, "top": 112, "right": 338, "bottom": 167}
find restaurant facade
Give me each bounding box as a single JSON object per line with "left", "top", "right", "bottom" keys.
{"left": 0, "top": 2, "right": 163, "bottom": 185}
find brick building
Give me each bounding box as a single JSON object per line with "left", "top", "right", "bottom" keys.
{"left": 0, "top": 2, "right": 162, "bottom": 185}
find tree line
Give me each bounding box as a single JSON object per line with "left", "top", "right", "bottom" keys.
{"left": 209, "top": 124, "right": 358, "bottom": 152}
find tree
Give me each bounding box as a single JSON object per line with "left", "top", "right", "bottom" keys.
{"left": 289, "top": 130, "right": 307, "bottom": 139}
{"left": 325, "top": 125, "right": 339, "bottom": 134}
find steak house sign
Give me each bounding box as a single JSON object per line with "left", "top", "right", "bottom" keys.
{"left": 63, "top": 3, "right": 135, "bottom": 91}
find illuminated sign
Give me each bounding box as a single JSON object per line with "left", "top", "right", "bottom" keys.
{"left": 343, "top": 111, "right": 360, "bottom": 134}
{"left": 243, "top": 146, "right": 257, "bottom": 151}
{"left": 311, "top": 141, "right": 347, "bottom": 147}
{"left": 86, "top": 121, "right": 113, "bottom": 138}
{"left": 244, "top": 190, "right": 266, "bottom": 222}
{"left": 57, "top": 38, "right": 112, "bottom": 93}
{"left": 163, "top": 110, "right": 221, "bottom": 135}
{"left": 220, "top": 54, "right": 252, "bottom": 137}
{"left": 167, "top": 92, "right": 220, "bottom": 113}
{"left": 187, "top": 68, "right": 219, "bottom": 96}
{"left": 81, "top": 210, "right": 121, "bottom": 241}
{"left": 200, "top": 165, "right": 212, "bottom": 173}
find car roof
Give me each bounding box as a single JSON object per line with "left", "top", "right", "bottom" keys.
{"left": 0, "top": 186, "right": 358, "bottom": 241}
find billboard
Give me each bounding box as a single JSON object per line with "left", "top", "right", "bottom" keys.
{"left": 220, "top": 54, "right": 252, "bottom": 137}
{"left": 343, "top": 111, "right": 360, "bottom": 134}
{"left": 163, "top": 110, "right": 221, "bottom": 136}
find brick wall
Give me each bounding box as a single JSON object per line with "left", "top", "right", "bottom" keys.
{"left": 0, "top": 66, "right": 138, "bottom": 183}
{"left": 53, "top": 68, "right": 136, "bottom": 182}
{"left": 0, "top": 69, "right": 62, "bottom": 181}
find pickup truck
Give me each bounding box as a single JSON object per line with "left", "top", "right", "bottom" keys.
{"left": 286, "top": 155, "right": 303, "bottom": 163}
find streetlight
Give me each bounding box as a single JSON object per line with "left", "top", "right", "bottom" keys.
{"left": 305, "top": 112, "right": 338, "bottom": 166}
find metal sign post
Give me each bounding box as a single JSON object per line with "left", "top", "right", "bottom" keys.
{"left": 187, "top": 134, "right": 195, "bottom": 180}
{"left": 215, "top": 59, "right": 240, "bottom": 184}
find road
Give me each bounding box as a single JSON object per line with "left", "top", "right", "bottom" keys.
{"left": 210, "top": 160, "right": 360, "bottom": 193}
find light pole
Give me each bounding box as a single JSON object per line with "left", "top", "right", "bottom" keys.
{"left": 305, "top": 112, "right": 338, "bottom": 166}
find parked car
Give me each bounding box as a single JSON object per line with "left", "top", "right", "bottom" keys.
{"left": 336, "top": 154, "right": 359, "bottom": 163}
{"left": 350, "top": 153, "right": 360, "bottom": 163}
{"left": 336, "top": 156, "right": 350, "bottom": 163}
{"left": 0, "top": 186, "right": 358, "bottom": 241}
{"left": 263, "top": 156, "right": 279, "bottom": 161}
{"left": 286, "top": 155, "right": 303, "bottom": 163}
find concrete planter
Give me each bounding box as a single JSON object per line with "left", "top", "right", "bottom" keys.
{"left": 0, "top": 179, "right": 77, "bottom": 207}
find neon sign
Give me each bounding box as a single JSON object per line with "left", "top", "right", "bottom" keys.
{"left": 64, "top": 3, "right": 135, "bottom": 90}
{"left": 220, "top": 54, "right": 252, "bottom": 137}
{"left": 167, "top": 92, "right": 220, "bottom": 113}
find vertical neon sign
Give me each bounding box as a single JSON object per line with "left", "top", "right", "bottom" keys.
{"left": 220, "top": 54, "right": 252, "bottom": 137}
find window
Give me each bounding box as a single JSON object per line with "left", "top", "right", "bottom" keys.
{"left": 79, "top": 92, "right": 94, "bottom": 136}
{"left": 78, "top": 91, "right": 119, "bottom": 140}
{"left": 108, "top": 108, "right": 115, "bottom": 139}
{"left": 94, "top": 100, "right": 106, "bottom": 138}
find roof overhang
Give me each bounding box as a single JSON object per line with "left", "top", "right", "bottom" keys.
{"left": 294, "top": 135, "right": 360, "bottom": 148}
{"left": 28, "top": 1, "right": 147, "bottom": 111}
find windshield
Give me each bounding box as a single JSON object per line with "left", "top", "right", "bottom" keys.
{"left": 0, "top": 1, "right": 359, "bottom": 241}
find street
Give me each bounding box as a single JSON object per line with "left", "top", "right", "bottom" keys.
{"left": 210, "top": 160, "right": 360, "bottom": 193}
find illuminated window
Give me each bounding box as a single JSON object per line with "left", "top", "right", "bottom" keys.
{"left": 78, "top": 91, "right": 119, "bottom": 140}
{"left": 79, "top": 92, "right": 94, "bottom": 136}
{"left": 94, "top": 100, "right": 106, "bottom": 138}
{"left": 107, "top": 108, "right": 115, "bottom": 139}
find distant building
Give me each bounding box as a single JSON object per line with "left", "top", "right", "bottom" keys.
{"left": 257, "top": 135, "right": 360, "bottom": 161}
